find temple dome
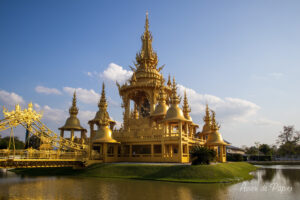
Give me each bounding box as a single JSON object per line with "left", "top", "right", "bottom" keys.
{"left": 60, "top": 116, "right": 85, "bottom": 130}
{"left": 92, "top": 126, "right": 118, "bottom": 143}
{"left": 152, "top": 103, "right": 169, "bottom": 117}
{"left": 206, "top": 129, "right": 227, "bottom": 145}
{"left": 201, "top": 123, "right": 211, "bottom": 134}
{"left": 164, "top": 105, "right": 187, "bottom": 122}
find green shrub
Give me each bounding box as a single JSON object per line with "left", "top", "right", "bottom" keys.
{"left": 227, "top": 153, "right": 243, "bottom": 161}
{"left": 190, "top": 146, "right": 216, "bottom": 165}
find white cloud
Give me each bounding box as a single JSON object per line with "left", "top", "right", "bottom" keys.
{"left": 78, "top": 110, "right": 96, "bottom": 126}
{"left": 34, "top": 103, "right": 95, "bottom": 130}
{"left": 177, "top": 84, "right": 260, "bottom": 122}
{"left": 268, "top": 72, "right": 283, "bottom": 79}
{"left": 252, "top": 72, "right": 284, "bottom": 80}
{"left": 63, "top": 87, "right": 100, "bottom": 105}
{"left": 35, "top": 86, "right": 62, "bottom": 95}
{"left": 87, "top": 72, "right": 93, "bottom": 77}
{"left": 34, "top": 104, "right": 67, "bottom": 124}
{"left": 85, "top": 71, "right": 99, "bottom": 78}
{"left": 0, "top": 90, "right": 25, "bottom": 106}
{"left": 63, "top": 86, "right": 119, "bottom": 107}
{"left": 253, "top": 118, "right": 282, "bottom": 126}
{"left": 101, "top": 63, "right": 133, "bottom": 84}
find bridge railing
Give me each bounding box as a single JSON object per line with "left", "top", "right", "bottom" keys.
{"left": 0, "top": 149, "right": 87, "bottom": 161}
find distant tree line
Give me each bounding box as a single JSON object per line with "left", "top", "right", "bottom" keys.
{"left": 0, "top": 134, "right": 40, "bottom": 150}
{"left": 244, "top": 125, "right": 300, "bottom": 158}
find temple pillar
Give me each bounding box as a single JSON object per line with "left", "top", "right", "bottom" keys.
{"left": 179, "top": 121, "right": 182, "bottom": 134}
{"left": 89, "top": 123, "right": 94, "bottom": 159}
{"left": 59, "top": 130, "right": 64, "bottom": 151}
{"left": 114, "top": 144, "right": 118, "bottom": 159}
{"left": 129, "top": 144, "right": 132, "bottom": 157}
{"left": 124, "top": 98, "right": 130, "bottom": 129}
{"left": 70, "top": 130, "right": 74, "bottom": 142}
{"left": 219, "top": 145, "right": 222, "bottom": 162}
{"left": 60, "top": 130, "right": 64, "bottom": 137}
{"left": 103, "top": 143, "right": 107, "bottom": 162}
{"left": 185, "top": 123, "right": 188, "bottom": 137}
{"left": 151, "top": 144, "right": 154, "bottom": 159}
{"left": 80, "top": 130, "right": 84, "bottom": 144}
{"left": 179, "top": 121, "right": 183, "bottom": 162}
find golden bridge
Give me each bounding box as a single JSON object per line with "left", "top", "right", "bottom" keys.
{"left": 0, "top": 103, "right": 88, "bottom": 168}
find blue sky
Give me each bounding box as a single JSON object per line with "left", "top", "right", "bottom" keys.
{"left": 1, "top": 0, "right": 300, "bottom": 146}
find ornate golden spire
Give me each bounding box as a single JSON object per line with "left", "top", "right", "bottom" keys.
{"left": 204, "top": 104, "right": 211, "bottom": 123}
{"left": 211, "top": 110, "right": 219, "bottom": 131}
{"left": 170, "top": 77, "right": 180, "bottom": 105}
{"left": 95, "top": 82, "right": 110, "bottom": 126}
{"left": 182, "top": 91, "right": 191, "bottom": 120}
{"left": 158, "top": 77, "right": 166, "bottom": 103}
{"left": 201, "top": 104, "right": 212, "bottom": 134}
{"left": 98, "top": 83, "right": 107, "bottom": 110}
{"left": 69, "top": 91, "right": 79, "bottom": 116}
{"left": 135, "top": 12, "right": 158, "bottom": 69}
{"left": 167, "top": 74, "right": 172, "bottom": 87}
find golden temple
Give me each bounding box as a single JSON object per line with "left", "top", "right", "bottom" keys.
{"left": 78, "top": 13, "right": 228, "bottom": 163}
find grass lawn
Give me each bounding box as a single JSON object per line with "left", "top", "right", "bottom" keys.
{"left": 12, "top": 162, "right": 257, "bottom": 183}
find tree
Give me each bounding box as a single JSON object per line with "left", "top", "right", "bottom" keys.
{"left": 27, "top": 135, "right": 41, "bottom": 149}
{"left": 0, "top": 136, "right": 25, "bottom": 149}
{"left": 278, "top": 142, "right": 296, "bottom": 156}
{"left": 245, "top": 146, "right": 258, "bottom": 155}
{"left": 277, "top": 126, "right": 299, "bottom": 145}
{"left": 259, "top": 144, "right": 272, "bottom": 156}
{"left": 277, "top": 125, "right": 300, "bottom": 156}
{"left": 190, "top": 146, "right": 216, "bottom": 165}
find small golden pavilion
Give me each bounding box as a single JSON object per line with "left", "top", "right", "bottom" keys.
{"left": 60, "top": 13, "right": 228, "bottom": 163}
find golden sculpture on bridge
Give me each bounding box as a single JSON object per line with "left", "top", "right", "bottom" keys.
{"left": 0, "top": 13, "right": 228, "bottom": 168}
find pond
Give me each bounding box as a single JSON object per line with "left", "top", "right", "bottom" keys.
{"left": 0, "top": 165, "right": 299, "bottom": 200}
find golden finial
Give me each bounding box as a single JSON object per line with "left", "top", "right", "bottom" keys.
{"left": 135, "top": 12, "right": 158, "bottom": 70}
{"left": 99, "top": 82, "right": 107, "bottom": 109}
{"left": 102, "top": 82, "right": 105, "bottom": 97}
{"left": 15, "top": 104, "right": 21, "bottom": 112}
{"left": 158, "top": 76, "right": 166, "bottom": 103}
{"left": 72, "top": 91, "right": 76, "bottom": 106}
{"left": 145, "top": 11, "right": 149, "bottom": 33}
{"left": 211, "top": 110, "right": 219, "bottom": 131}
{"left": 182, "top": 90, "right": 191, "bottom": 119}
{"left": 69, "top": 91, "right": 78, "bottom": 116}
{"left": 204, "top": 104, "right": 211, "bottom": 122}
{"left": 28, "top": 102, "right": 33, "bottom": 111}
{"left": 167, "top": 74, "right": 172, "bottom": 87}
{"left": 170, "top": 77, "right": 180, "bottom": 105}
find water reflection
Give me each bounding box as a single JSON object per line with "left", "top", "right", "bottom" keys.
{"left": 0, "top": 165, "right": 299, "bottom": 200}
{"left": 261, "top": 168, "right": 276, "bottom": 182}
